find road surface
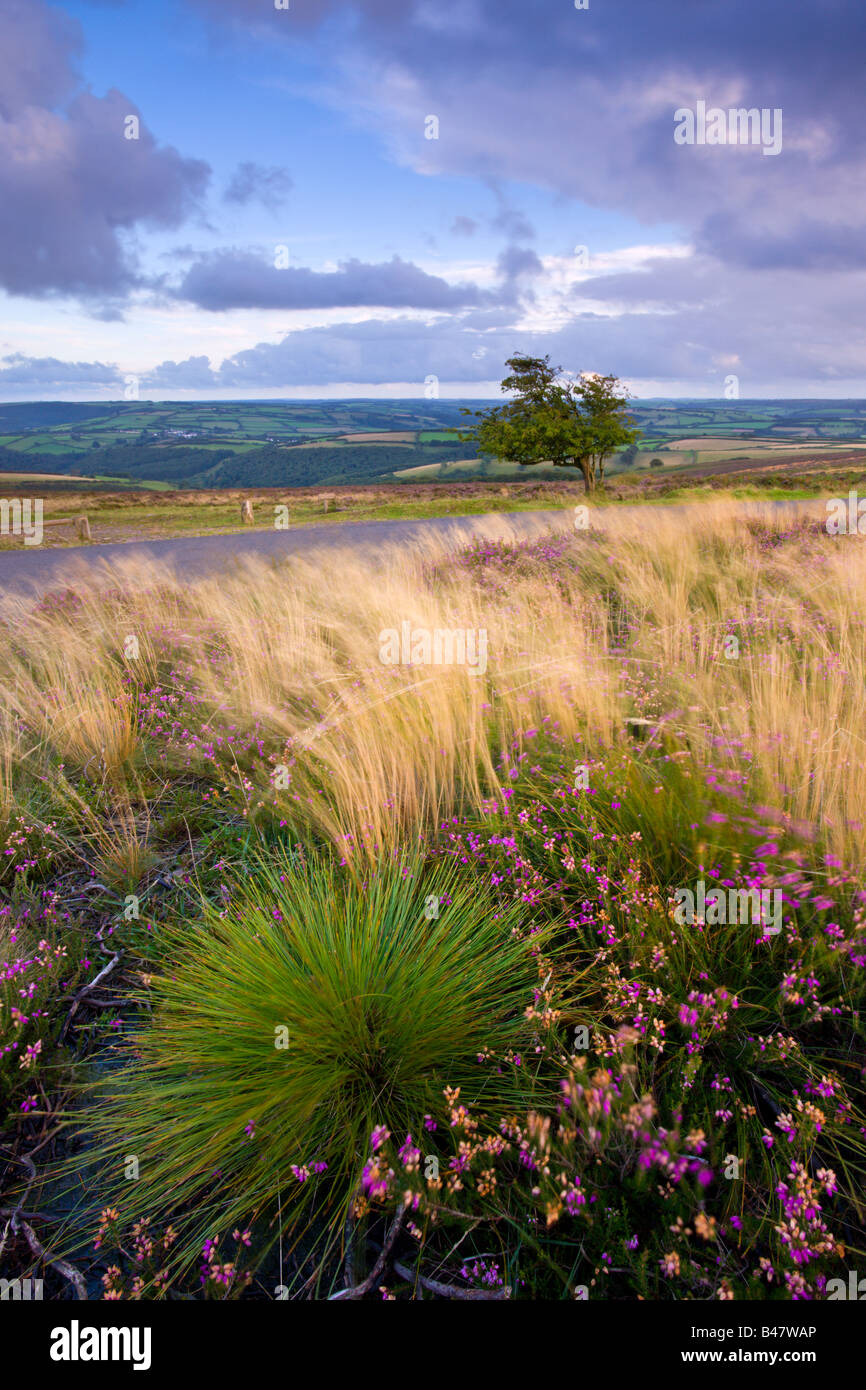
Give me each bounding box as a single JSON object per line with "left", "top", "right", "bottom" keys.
{"left": 0, "top": 498, "right": 825, "bottom": 598}
{"left": 0, "top": 509, "right": 577, "bottom": 597}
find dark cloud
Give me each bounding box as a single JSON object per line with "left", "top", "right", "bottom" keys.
{"left": 497, "top": 246, "right": 544, "bottom": 281}
{"left": 557, "top": 252, "right": 866, "bottom": 385}
{"left": 696, "top": 212, "right": 866, "bottom": 272}
{"left": 450, "top": 216, "right": 478, "bottom": 237}
{"left": 224, "top": 162, "right": 293, "bottom": 211}
{"left": 212, "top": 317, "right": 505, "bottom": 387}
{"left": 0, "top": 0, "right": 209, "bottom": 300}
{"left": 140, "top": 242, "right": 866, "bottom": 392}
{"left": 0, "top": 354, "right": 122, "bottom": 386}
{"left": 191, "top": 0, "right": 866, "bottom": 279}
{"left": 174, "top": 250, "right": 494, "bottom": 311}
{"left": 143, "top": 355, "right": 216, "bottom": 389}
{"left": 0, "top": 0, "right": 81, "bottom": 117}
{"left": 490, "top": 203, "right": 536, "bottom": 244}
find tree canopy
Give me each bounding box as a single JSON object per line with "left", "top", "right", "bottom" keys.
{"left": 462, "top": 354, "right": 639, "bottom": 492}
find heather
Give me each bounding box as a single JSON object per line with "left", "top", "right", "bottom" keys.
{"left": 0, "top": 500, "right": 864, "bottom": 1300}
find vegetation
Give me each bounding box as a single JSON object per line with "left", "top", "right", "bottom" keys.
{"left": 68, "top": 852, "right": 559, "bottom": 1287}
{"left": 462, "top": 354, "right": 639, "bottom": 492}
{"left": 2, "top": 397, "right": 866, "bottom": 493}
{"left": 0, "top": 501, "right": 864, "bottom": 1299}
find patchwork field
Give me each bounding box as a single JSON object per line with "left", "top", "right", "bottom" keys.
{"left": 3, "top": 398, "right": 866, "bottom": 493}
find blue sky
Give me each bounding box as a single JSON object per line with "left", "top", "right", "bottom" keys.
{"left": 1, "top": 0, "right": 864, "bottom": 399}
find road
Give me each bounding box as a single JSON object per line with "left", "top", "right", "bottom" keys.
{"left": 0, "top": 498, "right": 825, "bottom": 598}
{"left": 0, "top": 509, "right": 576, "bottom": 596}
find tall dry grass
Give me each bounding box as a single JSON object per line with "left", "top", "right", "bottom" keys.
{"left": 0, "top": 499, "right": 863, "bottom": 862}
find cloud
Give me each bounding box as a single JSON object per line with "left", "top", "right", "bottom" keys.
{"left": 695, "top": 212, "right": 866, "bottom": 272}
{"left": 224, "top": 161, "right": 293, "bottom": 211}
{"left": 139, "top": 240, "right": 866, "bottom": 392}
{"left": 143, "top": 355, "right": 216, "bottom": 389}
{"left": 489, "top": 195, "right": 535, "bottom": 244}
{"left": 450, "top": 216, "right": 478, "bottom": 237}
{"left": 142, "top": 317, "right": 502, "bottom": 389}
{"left": 0, "top": 0, "right": 209, "bottom": 301}
{"left": 211, "top": 317, "right": 502, "bottom": 387}
{"left": 552, "top": 251, "right": 866, "bottom": 385}
{"left": 0, "top": 354, "right": 122, "bottom": 387}
{"left": 6, "top": 0, "right": 866, "bottom": 396}
{"left": 17, "top": 233, "right": 866, "bottom": 397}
{"left": 192, "top": 0, "right": 866, "bottom": 280}
{"left": 174, "top": 250, "right": 496, "bottom": 311}
{"left": 497, "top": 246, "right": 544, "bottom": 281}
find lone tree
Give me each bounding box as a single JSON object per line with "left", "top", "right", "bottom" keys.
{"left": 462, "top": 354, "right": 639, "bottom": 493}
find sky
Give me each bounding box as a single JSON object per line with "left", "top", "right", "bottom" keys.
{"left": 0, "top": 0, "right": 864, "bottom": 401}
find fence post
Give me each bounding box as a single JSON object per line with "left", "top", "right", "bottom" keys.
{"left": 77, "top": 514, "right": 91, "bottom": 542}
{"left": 241, "top": 499, "right": 254, "bottom": 524}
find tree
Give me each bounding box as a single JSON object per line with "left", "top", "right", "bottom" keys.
{"left": 461, "top": 354, "right": 639, "bottom": 493}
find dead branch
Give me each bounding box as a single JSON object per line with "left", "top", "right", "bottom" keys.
{"left": 328, "top": 1209, "right": 405, "bottom": 1301}
{"left": 12, "top": 1214, "right": 87, "bottom": 1299}
{"left": 59, "top": 950, "right": 122, "bottom": 1041}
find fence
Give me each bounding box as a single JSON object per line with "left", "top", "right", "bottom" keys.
{"left": 41, "top": 514, "right": 92, "bottom": 542}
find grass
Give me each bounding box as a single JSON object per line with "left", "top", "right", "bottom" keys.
{"left": 60, "top": 850, "right": 561, "bottom": 1290}
{"left": 0, "top": 498, "right": 864, "bottom": 1299}
{"left": 1, "top": 452, "right": 864, "bottom": 552}
{"left": 0, "top": 489, "right": 583, "bottom": 549}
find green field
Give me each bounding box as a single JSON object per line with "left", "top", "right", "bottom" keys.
{"left": 1, "top": 398, "right": 866, "bottom": 492}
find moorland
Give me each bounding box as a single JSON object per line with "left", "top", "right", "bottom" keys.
{"left": 1, "top": 496, "right": 864, "bottom": 1300}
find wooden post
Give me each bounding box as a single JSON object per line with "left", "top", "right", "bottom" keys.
{"left": 41, "top": 515, "right": 91, "bottom": 542}
{"left": 625, "top": 718, "right": 654, "bottom": 742}
{"left": 241, "top": 499, "right": 254, "bottom": 525}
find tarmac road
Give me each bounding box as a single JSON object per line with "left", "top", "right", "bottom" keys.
{"left": 0, "top": 509, "right": 575, "bottom": 597}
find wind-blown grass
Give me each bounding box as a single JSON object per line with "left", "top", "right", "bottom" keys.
{"left": 1, "top": 500, "right": 865, "bottom": 1299}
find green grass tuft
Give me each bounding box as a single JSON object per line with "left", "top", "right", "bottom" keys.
{"left": 63, "top": 849, "right": 561, "bottom": 1283}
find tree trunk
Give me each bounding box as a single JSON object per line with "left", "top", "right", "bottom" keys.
{"left": 578, "top": 458, "right": 594, "bottom": 493}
